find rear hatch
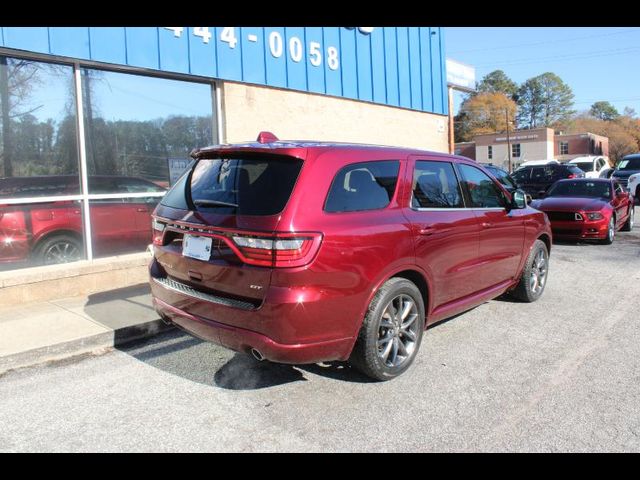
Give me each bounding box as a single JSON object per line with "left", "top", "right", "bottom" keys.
{"left": 150, "top": 152, "right": 307, "bottom": 306}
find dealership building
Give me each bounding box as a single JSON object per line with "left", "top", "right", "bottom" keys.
{"left": 455, "top": 127, "right": 609, "bottom": 170}
{"left": 0, "top": 27, "right": 449, "bottom": 303}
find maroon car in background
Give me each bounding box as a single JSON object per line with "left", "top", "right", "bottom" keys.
{"left": 149, "top": 133, "right": 553, "bottom": 381}
{"left": 530, "top": 178, "right": 634, "bottom": 244}
{"left": 0, "top": 175, "right": 166, "bottom": 266}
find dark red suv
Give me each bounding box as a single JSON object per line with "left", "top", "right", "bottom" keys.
{"left": 150, "top": 133, "right": 553, "bottom": 380}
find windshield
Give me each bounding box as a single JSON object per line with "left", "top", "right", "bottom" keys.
{"left": 617, "top": 158, "right": 640, "bottom": 170}
{"left": 546, "top": 181, "right": 611, "bottom": 199}
{"left": 160, "top": 155, "right": 303, "bottom": 215}
{"left": 572, "top": 161, "right": 593, "bottom": 173}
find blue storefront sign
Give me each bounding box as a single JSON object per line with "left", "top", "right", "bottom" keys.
{"left": 0, "top": 26, "right": 448, "bottom": 115}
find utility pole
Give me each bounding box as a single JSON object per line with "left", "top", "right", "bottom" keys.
{"left": 506, "top": 108, "right": 512, "bottom": 173}
{"left": 448, "top": 86, "right": 455, "bottom": 154}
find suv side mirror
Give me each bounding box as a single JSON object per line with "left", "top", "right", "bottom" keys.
{"left": 538, "top": 190, "right": 547, "bottom": 198}
{"left": 511, "top": 189, "right": 528, "bottom": 209}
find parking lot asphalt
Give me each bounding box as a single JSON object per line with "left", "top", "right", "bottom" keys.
{"left": 0, "top": 230, "right": 639, "bottom": 452}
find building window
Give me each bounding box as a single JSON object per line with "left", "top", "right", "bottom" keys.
{"left": 512, "top": 143, "right": 521, "bottom": 158}
{"left": 487, "top": 145, "right": 493, "bottom": 160}
{"left": 560, "top": 141, "right": 569, "bottom": 155}
{"left": 0, "top": 54, "right": 216, "bottom": 271}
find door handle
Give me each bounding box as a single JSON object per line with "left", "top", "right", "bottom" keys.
{"left": 136, "top": 208, "right": 147, "bottom": 213}
{"left": 418, "top": 227, "right": 452, "bottom": 236}
{"left": 482, "top": 222, "right": 494, "bottom": 229}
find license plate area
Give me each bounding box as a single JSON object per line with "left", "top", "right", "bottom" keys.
{"left": 182, "top": 234, "right": 212, "bottom": 261}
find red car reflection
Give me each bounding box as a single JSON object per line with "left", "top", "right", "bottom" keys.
{"left": 0, "top": 175, "right": 166, "bottom": 265}
{"left": 530, "top": 178, "right": 635, "bottom": 244}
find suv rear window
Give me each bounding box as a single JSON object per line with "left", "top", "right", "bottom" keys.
{"left": 160, "top": 155, "right": 303, "bottom": 216}
{"left": 325, "top": 160, "right": 399, "bottom": 213}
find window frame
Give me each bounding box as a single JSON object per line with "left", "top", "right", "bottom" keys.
{"left": 512, "top": 143, "right": 521, "bottom": 158}
{"left": 559, "top": 141, "right": 569, "bottom": 155}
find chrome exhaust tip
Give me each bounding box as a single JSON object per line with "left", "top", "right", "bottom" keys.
{"left": 251, "top": 348, "right": 265, "bottom": 362}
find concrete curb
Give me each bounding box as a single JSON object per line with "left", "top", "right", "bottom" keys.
{"left": 0, "top": 319, "right": 174, "bottom": 376}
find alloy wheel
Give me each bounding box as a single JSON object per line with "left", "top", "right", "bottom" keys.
{"left": 377, "top": 294, "right": 420, "bottom": 368}
{"left": 43, "top": 241, "right": 82, "bottom": 264}
{"left": 529, "top": 248, "right": 548, "bottom": 295}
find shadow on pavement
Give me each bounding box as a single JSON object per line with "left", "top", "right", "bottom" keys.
{"left": 119, "top": 328, "right": 374, "bottom": 390}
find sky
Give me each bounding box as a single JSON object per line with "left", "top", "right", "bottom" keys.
{"left": 24, "top": 64, "right": 213, "bottom": 124}
{"left": 445, "top": 27, "right": 640, "bottom": 117}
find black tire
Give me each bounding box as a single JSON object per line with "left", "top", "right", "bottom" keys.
{"left": 510, "top": 239, "right": 549, "bottom": 303}
{"left": 349, "top": 277, "right": 425, "bottom": 381}
{"left": 601, "top": 216, "right": 615, "bottom": 245}
{"left": 34, "top": 234, "right": 83, "bottom": 265}
{"left": 621, "top": 206, "right": 634, "bottom": 232}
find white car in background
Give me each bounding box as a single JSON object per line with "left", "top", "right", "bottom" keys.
{"left": 628, "top": 172, "right": 639, "bottom": 202}
{"left": 569, "top": 156, "right": 609, "bottom": 178}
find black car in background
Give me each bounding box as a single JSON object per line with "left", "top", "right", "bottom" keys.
{"left": 611, "top": 154, "right": 640, "bottom": 193}
{"left": 481, "top": 163, "right": 520, "bottom": 193}
{"left": 511, "top": 163, "right": 585, "bottom": 199}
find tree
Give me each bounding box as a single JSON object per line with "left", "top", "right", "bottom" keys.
{"left": 455, "top": 92, "right": 517, "bottom": 142}
{"left": 590, "top": 101, "right": 619, "bottom": 121}
{"left": 564, "top": 113, "right": 638, "bottom": 164}
{"left": 517, "top": 73, "right": 575, "bottom": 129}
{"left": 476, "top": 70, "right": 518, "bottom": 100}
{"left": 623, "top": 106, "right": 637, "bottom": 118}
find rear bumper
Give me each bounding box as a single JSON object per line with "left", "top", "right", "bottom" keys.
{"left": 153, "top": 296, "right": 354, "bottom": 364}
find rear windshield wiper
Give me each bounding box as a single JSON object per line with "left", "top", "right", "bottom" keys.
{"left": 193, "top": 199, "right": 239, "bottom": 208}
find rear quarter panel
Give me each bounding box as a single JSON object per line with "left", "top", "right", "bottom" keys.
{"left": 273, "top": 148, "right": 417, "bottom": 342}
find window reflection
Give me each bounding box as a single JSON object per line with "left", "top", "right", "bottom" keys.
{"left": 0, "top": 56, "right": 80, "bottom": 193}
{"left": 81, "top": 68, "right": 214, "bottom": 192}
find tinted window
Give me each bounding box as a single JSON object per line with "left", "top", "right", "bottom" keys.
{"left": 325, "top": 161, "right": 399, "bottom": 213}
{"left": 412, "top": 161, "right": 463, "bottom": 208}
{"left": 547, "top": 181, "right": 611, "bottom": 199}
{"left": 161, "top": 155, "right": 303, "bottom": 216}
{"left": 618, "top": 157, "right": 640, "bottom": 170}
{"left": 159, "top": 172, "right": 190, "bottom": 210}
{"left": 457, "top": 164, "right": 506, "bottom": 209}
{"left": 531, "top": 167, "right": 554, "bottom": 182}
{"left": 486, "top": 166, "right": 517, "bottom": 189}
{"left": 512, "top": 168, "right": 530, "bottom": 182}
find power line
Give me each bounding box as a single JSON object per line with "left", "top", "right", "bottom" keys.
{"left": 474, "top": 45, "right": 640, "bottom": 68}
{"left": 447, "top": 28, "right": 639, "bottom": 55}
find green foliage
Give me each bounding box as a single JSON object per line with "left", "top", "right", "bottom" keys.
{"left": 589, "top": 101, "right": 619, "bottom": 121}
{"left": 476, "top": 70, "right": 518, "bottom": 100}
{"left": 517, "top": 73, "right": 575, "bottom": 129}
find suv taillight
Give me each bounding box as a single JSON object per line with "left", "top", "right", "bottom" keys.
{"left": 567, "top": 174, "right": 577, "bottom": 179}
{"left": 152, "top": 218, "right": 166, "bottom": 245}
{"left": 231, "top": 232, "right": 323, "bottom": 268}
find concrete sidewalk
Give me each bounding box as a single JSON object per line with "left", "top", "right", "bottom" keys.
{"left": 0, "top": 283, "right": 171, "bottom": 375}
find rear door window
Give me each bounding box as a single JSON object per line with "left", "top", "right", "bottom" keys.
{"left": 325, "top": 161, "right": 399, "bottom": 213}
{"left": 411, "top": 161, "right": 464, "bottom": 208}
{"left": 160, "top": 155, "right": 303, "bottom": 216}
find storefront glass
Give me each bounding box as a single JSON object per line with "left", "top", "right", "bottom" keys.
{"left": 0, "top": 54, "right": 215, "bottom": 270}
